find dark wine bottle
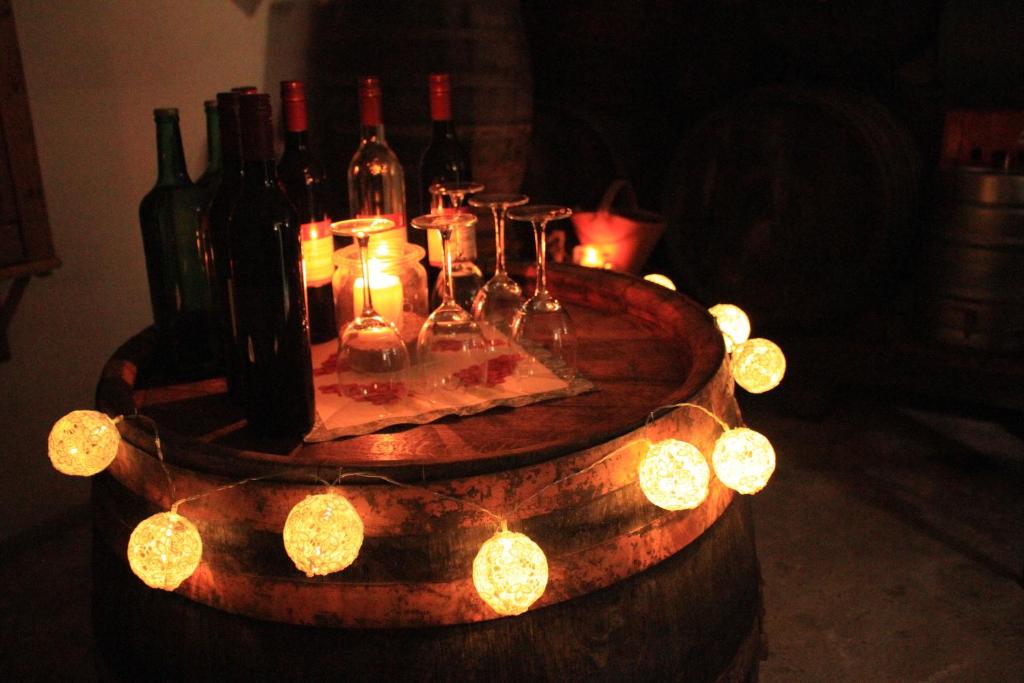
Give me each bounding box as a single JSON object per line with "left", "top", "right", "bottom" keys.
{"left": 138, "top": 108, "right": 218, "bottom": 380}
{"left": 419, "top": 74, "right": 482, "bottom": 310}
{"left": 419, "top": 73, "right": 471, "bottom": 214}
{"left": 207, "top": 91, "right": 247, "bottom": 400}
{"left": 195, "top": 99, "right": 222, "bottom": 208}
{"left": 277, "top": 80, "right": 336, "bottom": 344}
{"left": 228, "top": 93, "right": 315, "bottom": 437}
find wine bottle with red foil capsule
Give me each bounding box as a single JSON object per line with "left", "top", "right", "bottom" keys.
{"left": 138, "top": 107, "right": 218, "bottom": 380}
{"left": 347, "top": 76, "right": 406, "bottom": 249}
{"left": 417, "top": 75, "right": 482, "bottom": 309}
{"left": 195, "top": 99, "right": 222, "bottom": 209}
{"left": 278, "top": 80, "right": 336, "bottom": 344}
{"left": 228, "top": 93, "right": 315, "bottom": 437}
{"left": 207, "top": 91, "right": 247, "bottom": 399}
{"left": 419, "top": 73, "right": 471, "bottom": 216}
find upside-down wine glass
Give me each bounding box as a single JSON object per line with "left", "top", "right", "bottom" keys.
{"left": 468, "top": 193, "right": 529, "bottom": 337}
{"left": 507, "top": 204, "right": 577, "bottom": 377}
{"left": 330, "top": 217, "right": 409, "bottom": 376}
{"left": 429, "top": 180, "right": 485, "bottom": 311}
{"left": 410, "top": 212, "right": 487, "bottom": 372}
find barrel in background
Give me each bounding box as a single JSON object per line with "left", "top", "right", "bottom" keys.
{"left": 662, "top": 86, "right": 921, "bottom": 332}
{"left": 918, "top": 169, "right": 1024, "bottom": 353}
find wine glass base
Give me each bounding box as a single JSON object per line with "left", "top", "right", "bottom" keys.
{"left": 472, "top": 274, "right": 523, "bottom": 338}
{"left": 512, "top": 294, "right": 578, "bottom": 379}
{"left": 339, "top": 316, "right": 410, "bottom": 375}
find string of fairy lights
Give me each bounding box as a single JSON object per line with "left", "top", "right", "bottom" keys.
{"left": 46, "top": 303, "right": 785, "bottom": 618}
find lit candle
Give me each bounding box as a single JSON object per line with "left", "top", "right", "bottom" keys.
{"left": 353, "top": 264, "right": 404, "bottom": 329}
{"left": 574, "top": 244, "right": 610, "bottom": 269}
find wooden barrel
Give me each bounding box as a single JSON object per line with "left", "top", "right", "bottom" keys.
{"left": 92, "top": 266, "right": 762, "bottom": 681}
{"left": 301, "top": 0, "right": 533, "bottom": 218}
{"left": 662, "top": 85, "right": 922, "bottom": 331}
{"left": 918, "top": 168, "right": 1024, "bottom": 352}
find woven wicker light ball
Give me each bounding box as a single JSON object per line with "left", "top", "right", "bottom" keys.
{"left": 638, "top": 439, "right": 711, "bottom": 510}
{"left": 283, "top": 492, "right": 364, "bottom": 577}
{"left": 47, "top": 410, "right": 120, "bottom": 476}
{"left": 473, "top": 529, "right": 549, "bottom": 616}
{"left": 127, "top": 511, "right": 203, "bottom": 591}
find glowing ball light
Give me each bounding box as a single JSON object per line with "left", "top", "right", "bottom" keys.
{"left": 283, "top": 493, "right": 364, "bottom": 577}
{"left": 473, "top": 529, "right": 549, "bottom": 616}
{"left": 711, "top": 428, "right": 776, "bottom": 494}
{"left": 47, "top": 410, "right": 121, "bottom": 476}
{"left": 731, "top": 338, "right": 786, "bottom": 394}
{"left": 127, "top": 511, "right": 203, "bottom": 590}
{"left": 638, "top": 439, "right": 711, "bottom": 510}
{"left": 708, "top": 304, "right": 751, "bottom": 352}
{"left": 643, "top": 273, "right": 677, "bottom": 291}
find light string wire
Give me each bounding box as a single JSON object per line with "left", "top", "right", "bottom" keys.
{"left": 125, "top": 401, "right": 730, "bottom": 528}
{"left": 121, "top": 412, "right": 176, "bottom": 502}
{"left": 170, "top": 472, "right": 282, "bottom": 515}
{"left": 644, "top": 401, "right": 732, "bottom": 433}
{"left": 330, "top": 471, "right": 506, "bottom": 526}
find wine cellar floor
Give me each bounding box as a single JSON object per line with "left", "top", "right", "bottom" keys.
{"left": 2, "top": 396, "right": 1022, "bottom": 682}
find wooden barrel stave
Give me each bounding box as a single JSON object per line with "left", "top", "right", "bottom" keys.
{"left": 93, "top": 497, "right": 761, "bottom": 682}
{"left": 95, "top": 363, "right": 739, "bottom": 626}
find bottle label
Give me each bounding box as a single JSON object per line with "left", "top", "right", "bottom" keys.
{"left": 301, "top": 220, "right": 335, "bottom": 287}
{"left": 427, "top": 207, "right": 477, "bottom": 266}
{"left": 357, "top": 211, "right": 408, "bottom": 253}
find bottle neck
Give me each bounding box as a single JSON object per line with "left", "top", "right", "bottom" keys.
{"left": 242, "top": 159, "right": 279, "bottom": 188}
{"left": 359, "top": 123, "right": 386, "bottom": 145}
{"left": 358, "top": 80, "right": 384, "bottom": 132}
{"left": 155, "top": 118, "right": 191, "bottom": 185}
{"left": 239, "top": 101, "right": 276, "bottom": 165}
{"left": 205, "top": 107, "right": 222, "bottom": 174}
{"left": 220, "top": 157, "right": 243, "bottom": 187}
{"left": 283, "top": 96, "right": 308, "bottom": 135}
{"left": 429, "top": 78, "right": 453, "bottom": 122}
{"left": 431, "top": 119, "right": 457, "bottom": 141}
{"left": 283, "top": 130, "right": 310, "bottom": 156}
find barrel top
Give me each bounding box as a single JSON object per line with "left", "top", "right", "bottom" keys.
{"left": 99, "top": 265, "right": 725, "bottom": 480}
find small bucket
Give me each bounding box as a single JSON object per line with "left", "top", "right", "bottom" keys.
{"left": 571, "top": 179, "right": 666, "bottom": 273}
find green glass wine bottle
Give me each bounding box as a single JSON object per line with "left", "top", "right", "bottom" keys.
{"left": 138, "top": 108, "right": 218, "bottom": 380}
{"left": 195, "top": 99, "right": 222, "bottom": 209}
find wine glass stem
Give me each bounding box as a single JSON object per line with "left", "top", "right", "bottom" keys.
{"left": 492, "top": 206, "right": 506, "bottom": 277}
{"left": 440, "top": 228, "right": 457, "bottom": 306}
{"left": 533, "top": 220, "right": 548, "bottom": 297}
{"left": 355, "top": 232, "right": 377, "bottom": 317}
{"left": 450, "top": 193, "right": 465, "bottom": 260}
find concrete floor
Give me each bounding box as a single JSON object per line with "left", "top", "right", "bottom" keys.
{"left": 1, "top": 396, "right": 1022, "bottom": 681}
{"left": 748, "top": 397, "right": 1024, "bottom": 682}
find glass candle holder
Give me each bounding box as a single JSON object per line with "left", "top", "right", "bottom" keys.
{"left": 332, "top": 242, "right": 428, "bottom": 349}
